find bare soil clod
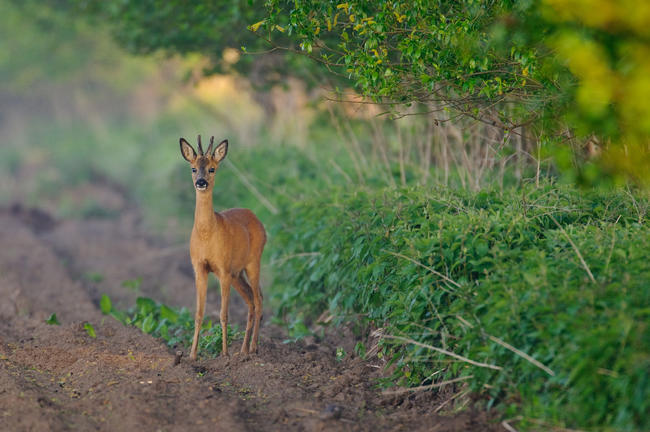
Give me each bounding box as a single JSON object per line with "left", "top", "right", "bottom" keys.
{"left": 174, "top": 350, "right": 183, "bottom": 366}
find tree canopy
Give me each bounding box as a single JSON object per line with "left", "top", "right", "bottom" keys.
{"left": 263, "top": 1, "right": 546, "bottom": 129}
{"left": 260, "top": 0, "right": 650, "bottom": 181}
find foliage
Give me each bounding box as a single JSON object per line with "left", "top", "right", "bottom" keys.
{"left": 271, "top": 183, "right": 650, "bottom": 430}
{"left": 83, "top": 322, "right": 97, "bottom": 338}
{"left": 67, "top": 0, "right": 325, "bottom": 89}
{"left": 45, "top": 313, "right": 60, "bottom": 325}
{"left": 540, "top": 0, "right": 650, "bottom": 182}
{"left": 17, "top": 0, "right": 650, "bottom": 182}
{"left": 263, "top": 0, "right": 546, "bottom": 128}
{"left": 6, "top": 3, "right": 650, "bottom": 428}
{"left": 262, "top": 0, "right": 650, "bottom": 183}
{"left": 2, "top": 1, "right": 154, "bottom": 95}
{"left": 99, "top": 294, "right": 112, "bottom": 315}
{"left": 101, "top": 295, "right": 240, "bottom": 357}
{"left": 1, "top": 1, "right": 86, "bottom": 89}
{"left": 73, "top": 0, "right": 259, "bottom": 58}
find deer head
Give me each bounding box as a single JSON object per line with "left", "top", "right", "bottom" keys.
{"left": 179, "top": 135, "right": 228, "bottom": 192}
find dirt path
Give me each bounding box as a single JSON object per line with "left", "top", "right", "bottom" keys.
{"left": 0, "top": 194, "right": 502, "bottom": 431}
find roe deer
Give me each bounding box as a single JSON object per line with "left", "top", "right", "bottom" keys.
{"left": 179, "top": 135, "right": 266, "bottom": 360}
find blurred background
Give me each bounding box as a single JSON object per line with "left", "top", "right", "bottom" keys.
{"left": 0, "top": 1, "right": 310, "bottom": 237}
{"left": 0, "top": 0, "right": 553, "bottom": 241}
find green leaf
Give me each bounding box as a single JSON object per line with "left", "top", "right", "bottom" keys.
{"left": 45, "top": 313, "right": 60, "bottom": 325}
{"left": 83, "top": 322, "right": 96, "bottom": 338}
{"left": 354, "top": 341, "right": 366, "bottom": 358}
{"left": 109, "top": 310, "right": 128, "bottom": 325}
{"left": 249, "top": 20, "right": 265, "bottom": 32}
{"left": 159, "top": 324, "right": 169, "bottom": 341}
{"left": 160, "top": 304, "right": 179, "bottom": 323}
{"left": 100, "top": 294, "right": 112, "bottom": 315}
{"left": 142, "top": 313, "right": 155, "bottom": 334}
{"left": 136, "top": 297, "right": 156, "bottom": 315}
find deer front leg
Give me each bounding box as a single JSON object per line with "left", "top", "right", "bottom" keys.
{"left": 190, "top": 268, "right": 208, "bottom": 360}
{"left": 218, "top": 273, "right": 233, "bottom": 356}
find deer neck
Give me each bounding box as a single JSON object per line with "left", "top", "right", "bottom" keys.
{"left": 193, "top": 190, "right": 218, "bottom": 235}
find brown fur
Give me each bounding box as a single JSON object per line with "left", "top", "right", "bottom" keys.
{"left": 180, "top": 136, "right": 266, "bottom": 360}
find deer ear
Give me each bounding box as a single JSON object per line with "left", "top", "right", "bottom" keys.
{"left": 180, "top": 138, "right": 197, "bottom": 162}
{"left": 212, "top": 139, "right": 228, "bottom": 162}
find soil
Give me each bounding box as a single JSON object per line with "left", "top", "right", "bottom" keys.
{"left": 0, "top": 184, "right": 504, "bottom": 431}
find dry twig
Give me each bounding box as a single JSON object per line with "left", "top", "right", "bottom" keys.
{"left": 381, "top": 375, "right": 473, "bottom": 395}
{"left": 487, "top": 334, "right": 555, "bottom": 376}
{"left": 549, "top": 215, "right": 596, "bottom": 283}
{"left": 382, "top": 249, "right": 460, "bottom": 292}
{"left": 383, "top": 334, "right": 502, "bottom": 371}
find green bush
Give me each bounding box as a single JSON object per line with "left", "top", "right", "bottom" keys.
{"left": 271, "top": 183, "right": 650, "bottom": 430}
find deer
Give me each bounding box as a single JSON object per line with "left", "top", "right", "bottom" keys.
{"left": 179, "top": 135, "right": 266, "bottom": 360}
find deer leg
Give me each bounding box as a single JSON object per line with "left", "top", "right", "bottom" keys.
{"left": 232, "top": 274, "right": 254, "bottom": 355}
{"left": 218, "top": 273, "right": 233, "bottom": 356}
{"left": 246, "top": 263, "right": 263, "bottom": 354}
{"left": 190, "top": 267, "right": 208, "bottom": 360}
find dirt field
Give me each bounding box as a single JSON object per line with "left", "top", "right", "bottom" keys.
{"left": 0, "top": 186, "right": 503, "bottom": 431}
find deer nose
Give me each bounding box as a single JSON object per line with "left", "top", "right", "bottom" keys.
{"left": 195, "top": 179, "right": 208, "bottom": 189}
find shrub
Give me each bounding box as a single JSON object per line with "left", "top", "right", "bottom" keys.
{"left": 271, "top": 183, "right": 650, "bottom": 430}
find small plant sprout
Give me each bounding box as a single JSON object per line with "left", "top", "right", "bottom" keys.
{"left": 83, "top": 322, "right": 97, "bottom": 338}
{"left": 46, "top": 313, "right": 60, "bottom": 325}
{"left": 121, "top": 277, "right": 142, "bottom": 292}
{"left": 100, "top": 294, "right": 112, "bottom": 315}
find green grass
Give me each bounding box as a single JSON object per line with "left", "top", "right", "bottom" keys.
{"left": 270, "top": 182, "right": 650, "bottom": 431}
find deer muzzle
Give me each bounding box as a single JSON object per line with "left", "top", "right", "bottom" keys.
{"left": 195, "top": 178, "right": 208, "bottom": 190}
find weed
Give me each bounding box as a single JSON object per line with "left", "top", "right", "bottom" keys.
{"left": 45, "top": 313, "right": 60, "bottom": 325}
{"left": 99, "top": 294, "right": 112, "bottom": 315}
{"left": 83, "top": 323, "right": 96, "bottom": 338}
{"left": 102, "top": 294, "right": 241, "bottom": 357}
{"left": 354, "top": 342, "right": 366, "bottom": 359}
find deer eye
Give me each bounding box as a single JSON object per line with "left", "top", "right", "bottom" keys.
{"left": 191, "top": 168, "right": 197, "bottom": 173}
{"left": 209, "top": 168, "right": 215, "bottom": 173}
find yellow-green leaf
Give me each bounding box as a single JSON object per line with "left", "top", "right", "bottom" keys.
{"left": 249, "top": 20, "right": 264, "bottom": 32}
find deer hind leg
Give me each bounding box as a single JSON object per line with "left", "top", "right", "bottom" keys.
{"left": 218, "top": 273, "right": 233, "bottom": 356}
{"left": 245, "top": 262, "right": 263, "bottom": 354}
{"left": 231, "top": 273, "right": 254, "bottom": 355}
{"left": 190, "top": 266, "right": 208, "bottom": 360}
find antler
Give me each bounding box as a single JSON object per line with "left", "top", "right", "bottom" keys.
{"left": 197, "top": 134, "right": 204, "bottom": 156}
{"left": 206, "top": 136, "right": 215, "bottom": 156}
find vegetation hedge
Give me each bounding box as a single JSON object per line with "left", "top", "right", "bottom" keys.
{"left": 271, "top": 183, "right": 649, "bottom": 430}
